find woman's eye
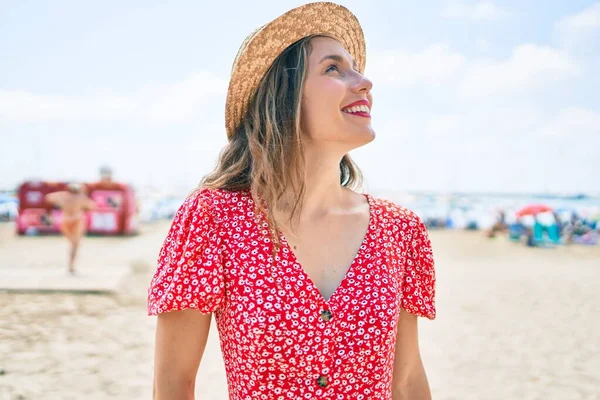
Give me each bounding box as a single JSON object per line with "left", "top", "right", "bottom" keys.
{"left": 325, "top": 64, "right": 339, "bottom": 73}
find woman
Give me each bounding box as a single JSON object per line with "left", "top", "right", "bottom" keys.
{"left": 46, "top": 182, "right": 96, "bottom": 275}
{"left": 45, "top": 183, "right": 96, "bottom": 274}
{"left": 148, "top": 3, "right": 436, "bottom": 399}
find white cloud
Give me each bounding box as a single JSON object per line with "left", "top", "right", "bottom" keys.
{"left": 375, "top": 106, "right": 599, "bottom": 151}
{"left": 367, "top": 44, "right": 466, "bottom": 87}
{"left": 540, "top": 107, "right": 600, "bottom": 137}
{"left": 459, "top": 44, "right": 579, "bottom": 98}
{"left": 443, "top": 0, "right": 511, "bottom": 21}
{"left": 370, "top": 105, "right": 600, "bottom": 159}
{"left": 0, "top": 71, "right": 227, "bottom": 123}
{"left": 358, "top": 105, "right": 600, "bottom": 193}
{"left": 475, "top": 38, "right": 491, "bottom": 51}
{"left": 369, "top": 43, "right": 579, "bottom": 98}
{"left": 424, "top": 114, "right": 462, "bottom": 141}
{"left": 422, "top": 108, "right": 544, "bottom": 145}
{"left": 187, "top": 122, "right": 229, "bottom": 151}
{"left": 143, "top": 72, "right": 227, "bottom": 123}
{"left": 555, "top": 2, "right": 600, "bottom": 45}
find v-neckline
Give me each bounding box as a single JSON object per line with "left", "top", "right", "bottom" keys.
{"left": 278, "top": 193, "right": 374, "bottom": 306}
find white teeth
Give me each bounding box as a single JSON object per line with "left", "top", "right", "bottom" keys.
{"left": 343, "top": 104, "right": 370, "bottom": 114}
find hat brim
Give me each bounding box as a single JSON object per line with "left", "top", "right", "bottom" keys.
{"left": 225, "top": 2, "right": 366, "bottom": 139}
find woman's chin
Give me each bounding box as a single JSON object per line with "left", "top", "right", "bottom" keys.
{"left": 353, "top": 127, "right": 376, "bottom": 143}
{"left": 339, "top": 129, "right": 375, "bottom": 151}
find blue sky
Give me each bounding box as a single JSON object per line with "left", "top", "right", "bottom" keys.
{"left": 1, "top": 0, "right": 599, "bottom": 194}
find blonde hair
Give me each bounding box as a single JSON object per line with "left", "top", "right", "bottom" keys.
{"left": 202, "top": 36, "right": 363, "bottom": 243}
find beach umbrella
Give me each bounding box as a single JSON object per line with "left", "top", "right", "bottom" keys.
{"left": 516, "top": 204, "right": 553, "bottom": 217}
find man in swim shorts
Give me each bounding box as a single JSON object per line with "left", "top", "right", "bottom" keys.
{"left": 45, "top": 183, "right": 97, "bottom": 274}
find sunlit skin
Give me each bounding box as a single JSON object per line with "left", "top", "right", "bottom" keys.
{"left": 273, "top": 35, "right": 376, "bottom": 233}
{"left": 301, "top": 36, "right": 375, "bottom": 156}
{"left": 45, "top": 185, "right": 96, "bottom": 274}
{"left": 274, "top": 36, "right": 377, "bottom": 302}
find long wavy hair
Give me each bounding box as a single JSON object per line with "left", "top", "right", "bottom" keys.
{"left": 201, "top": 35, "right": 363, "bottom": 244}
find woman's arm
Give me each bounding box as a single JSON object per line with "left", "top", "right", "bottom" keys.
{"left": 45, "top": 191, "right": 66, "bottom": 207}
{"left": 84, "top": 197, "right": 97, "bottom": 211}
{"left": 392, "top": 310, "right": 432, "bottom": 400}
{"left": 153, "top": 309, "right": 212, "bottom": 400}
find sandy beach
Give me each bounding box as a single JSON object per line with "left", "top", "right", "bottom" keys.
{"left": 0, "top": 220, "right": 599, "bottom": 400}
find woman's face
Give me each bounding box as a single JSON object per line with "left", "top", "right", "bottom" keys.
{"left": 300, "top": 36, "right": 374, "bottom": 151}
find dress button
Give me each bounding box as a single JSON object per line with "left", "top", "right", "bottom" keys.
{"left": 317, "top": 375, "right": 328, "bottom": 387}
{"left": 320, "top": 309, "right": 332, "bottom": 322}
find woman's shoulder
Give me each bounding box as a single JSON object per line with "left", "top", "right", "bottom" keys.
{"left": 181, "top": 187, "right": 253, "bottom": 221}
{"left": 184, "top": 187, "right": 247, "bottom": 204}
{"left": 368, "top": 194, "right": 423, "bottom": 228}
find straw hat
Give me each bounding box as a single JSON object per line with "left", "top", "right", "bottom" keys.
{"left": 225, "top": 2, "right": 366, "bottom": 139}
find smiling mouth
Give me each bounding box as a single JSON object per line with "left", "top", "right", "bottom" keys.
{"left": 341, "top": 104, "right": 371, "bottom": 118}
{"left": 342, "top": 110, "right": 371, "bottom": 118}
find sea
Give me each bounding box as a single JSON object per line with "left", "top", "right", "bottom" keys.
{"left": 372, "top": 190, "right": 600, "bottom": 230}
{"left": 3, "top": 188, "right": 599, "bottom": 231}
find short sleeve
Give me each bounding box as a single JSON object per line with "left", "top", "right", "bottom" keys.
{"left": 401, "top": 215, "right": 436, "bottom": 320}
{"left": 147, "top": 189, "right": 224, "bottom": 315}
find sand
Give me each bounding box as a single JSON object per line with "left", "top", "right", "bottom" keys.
{"left": 0, "top": 221, "right": 599, "bottom": 400}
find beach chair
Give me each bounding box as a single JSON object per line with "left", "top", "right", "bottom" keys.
{"left": 573, "top": 231, "right": 599, "bottom": 245}
{"left": 508, "top": 223, "right": 522, "bottom": 241}
{"left": 533, "top": 222, "right": 558, "bottom": 248}
{"left": 547, "top": 224, "right": 561, "bottom": 244}
{"left": 533, "top": 222, "right": 545, "bottom": 244}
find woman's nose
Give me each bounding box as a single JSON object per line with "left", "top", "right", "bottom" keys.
{"left": 351, "top": 72, "right": 373, "bottom": 94}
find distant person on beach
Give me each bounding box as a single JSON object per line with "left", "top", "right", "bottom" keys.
{"left": 525, "top": 225, "right": 536, "bottom": 247}
{"left": 45, "top": 183, "right": 96, "bottom": 274}
{"left": 99, "top": 165, "right": 113, "bottom": 183}
{"left": 148, "top": 4, "right": 436, "bottom": 400}
{"left": 487, "top": 210, "right": 508, "bottom": 238}
{"left": 552, "top": 211, "right": 563, "bottom": 235}
{"left": 564, "top": 213, "right": 579, "bottom": 244}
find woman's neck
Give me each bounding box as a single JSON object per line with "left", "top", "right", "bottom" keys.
{"left": 277, "top": 153, "right": 348, "bottom": 219}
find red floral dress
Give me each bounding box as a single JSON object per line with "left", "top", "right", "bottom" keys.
{"left": 148, "top": 188, "right": 435, "bottom": 399}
